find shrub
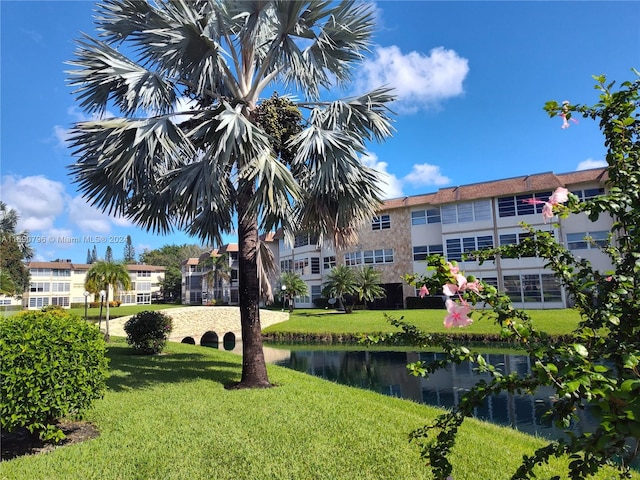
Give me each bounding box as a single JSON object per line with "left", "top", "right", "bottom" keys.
{"left": 405, "top": 296, "right": 446, "bottom": 309}
{"left": 0, "top": 310, "right": 108, "bottom": 443}
{"left": 313, "top": 297, "right": 329, "bottom": 308}
{"left": 41, "top": 304, "right": 65, "bottom": 312}
{"left": 124, "top": 310, "right": 173, "bottom": 354}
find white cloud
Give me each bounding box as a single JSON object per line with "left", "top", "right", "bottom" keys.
{"left": 1, "top": 175, "right": 67, "bottom": 231}
{"left": 403, "top": 163, "right": 451, "bottom": 187}
{"left": 357, "top": 45, "right": 469, "bottom": 113}
{"left": 360, "top": 152, "right": 404, "bottom": 199}
{"left": 577, "top": 158, "right": 607, "bottom": 171}
{"left": 68, "top": 196, "right": 130, "bottom": 233}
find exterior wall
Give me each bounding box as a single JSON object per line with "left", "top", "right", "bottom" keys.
{"left": 336, "top": 208, "right": 413, "bottom": 307}
{"left": 25, "top": 262, "right": 165, "bottom": 310}
{"left": 278, "top": 235, "right": 325, "bottom": 308}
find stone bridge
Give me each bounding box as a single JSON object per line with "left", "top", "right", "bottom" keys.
{"left": 109, "top": 306, "right": 289, "bottom": 349}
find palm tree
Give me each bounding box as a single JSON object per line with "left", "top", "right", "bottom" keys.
{"left": 0, "top": 201, "right": 34, "bottom": 261}
{"left": 355, "top": 266, "right": 386, "bottom": 309}
{"left": 203, "top": 252, "right": 231, "bottom": 303}
{"left": 322, "top": 265, "right": 358, "bottom": 313}
{"left": 85, "top": 261, "right": 131, "bottom": 341}
{"left": 67, "top": 1, "right": 394, "bottom": 388}
{"left": 279, "top": 272, "right": 308, "bottom": 313}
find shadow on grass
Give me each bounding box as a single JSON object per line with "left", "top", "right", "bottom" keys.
{"left": 105, "top": 346, "right": 241, "bottom": 392}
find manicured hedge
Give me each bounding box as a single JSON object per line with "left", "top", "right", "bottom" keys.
{"left": 0, "top": 310, "right": 108, "bottom": 442}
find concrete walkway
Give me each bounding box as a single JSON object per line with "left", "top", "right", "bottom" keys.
{"left": 107, "top": 306, "right": 289, "bottom": 343}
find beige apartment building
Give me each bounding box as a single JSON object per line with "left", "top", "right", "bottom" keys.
{"left": 180, "top": 167, "right": 612, "bottom": 310}
{"left": 23, "top": 260, "right": 165, "bottom": 310}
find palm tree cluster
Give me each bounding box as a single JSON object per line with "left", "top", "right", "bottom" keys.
{"left": 67, "top": 0, "right": 395, "bottom": 388}
{"left": 322, "top": 265, "right": 386, "bottom": 313}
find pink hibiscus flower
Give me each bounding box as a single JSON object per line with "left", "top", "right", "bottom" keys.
{"left": 444, "top": 299, "right": 473, "bottom": 328}
{"left": 419, "top": 285, "right": 429, "bottom": 298}
{"left": 549, "top": 187, "right": 569, "bottom": 205}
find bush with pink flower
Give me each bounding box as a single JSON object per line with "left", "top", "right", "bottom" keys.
{"left": 369, "top": 74, "right": 640, "bottom": 480}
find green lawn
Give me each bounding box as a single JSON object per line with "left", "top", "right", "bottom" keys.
{"left": 1, "top": 338, "right": 632, "bottom": 480}
{"left": 67, "top": 303, "right": 185, "bottom": 322}
{"left": 264, "top": 308, "right": 583, "bottom": 337}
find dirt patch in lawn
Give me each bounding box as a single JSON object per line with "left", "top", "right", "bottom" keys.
{"left": 1, "top": 420, "right": 99, "bottom": 461}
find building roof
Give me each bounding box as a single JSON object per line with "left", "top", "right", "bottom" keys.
{"left": 26, "top": 261, "right": 165, "bottom": 272}
{"left": 380, "top": 167, "right": 608, "bottom": 211}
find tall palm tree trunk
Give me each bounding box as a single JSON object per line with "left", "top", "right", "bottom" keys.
{"left": 234, "top": 182, "right": 271, "bottom": 389}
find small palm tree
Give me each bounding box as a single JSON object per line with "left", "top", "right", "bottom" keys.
{"left": 85, "top": 261, "right": 131, "bottom": 341}
{"left": 322, "top": 265, "right": 358, "bottom": 313}
{"left": 279, "top": 272, "right": 308, "bottom": 313}
{"left": 203, "top": 252, "right": 231, "bottom": 303}
{"left": 355, "top": 266, "right": 386, "bottom": 309}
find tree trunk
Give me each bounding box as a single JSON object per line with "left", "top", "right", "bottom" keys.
{"left": 104, "top": 288, "right": 110, "bottom": 342}
{"left": 231, "top": 181, "right": 272, "bottom": 389}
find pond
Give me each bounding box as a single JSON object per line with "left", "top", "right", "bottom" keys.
{"left": 265, "top": 347, "right": 601, "bottom": 441}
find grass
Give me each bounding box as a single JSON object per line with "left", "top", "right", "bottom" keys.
{"left": 263, "top": 308, "right": 583, "bottom": 337}
{"left": 1, "top": 338, "right": 633, "bottom": 480}
{"left": 67, "top": 303, "right": 185, "bottom": 322}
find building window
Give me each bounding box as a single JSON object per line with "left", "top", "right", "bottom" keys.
{"left": 137, "top": 282, "right": 151, "bottom": 291}
{"left": 412, "top": 209, "right": 441, "bottom": 225}
{"left": 294, "top": 258, "right": 309, "bottom": 275}
{"left": 498, "top": 191, "right": 552, "bottom": 218}
{"left": 311, "top": 257, "right": 320, "bottom": 275}
{"left": 363, "top": 249, "right": 394, "bottom": 265}
{"left": 137, "top": 271, "right": 151, "bottom": 277}
{"left": 311, "top": 285, "right": 322, "bottom": 301}
{"left": 446, "top": 236, "right": 493, "bottom": 262}
{"left": 411, "top": 210, "right": 426, "bottom": 225}
{"left": 571, "top": 187, "right": 605, "bottom": 201}
{"left": 441, "top": 200, "right": 491, "bottom": 224}
{"left": 280, "top": 259, "right": 293, "bottom": 273}
{"left": 503, "top": 275, "right": 522, "bottom": 302}
{"left": 30, "top": 268, "right": 51, "bottom": 277}
{"left": 29, "top": 282, "right": 50, "bottom": 293}
{"left": 345, "top": 251, "right": 362, "bottom": 266}
{"left": 413, "top": 245, "right": 443, "bottom": 261}
{"left": 446, "top": 239, "right": 463, "bottom": 262}
{"left": 567, "top": 231, "right": 608, "bottom": 250}
{"left": 52, "top": 269, "right": 71, "bottom": 277}
{"left": 137, "top": 293, "right": 151, "bottom": 304}
{"left": 502, "top": 274, "right": 562, "bottom": 304}
{"left": 323, "top": 256, "right": 336, "bottom": 270}
{"left": 51, "top": 282, "right": 70, "bottom": 292}
{"left": 51, "top": 296, "right": 70, "bottom": 307}
{"left": 29, "top": 297, "right": 50, "bottom": 308}
{"left": 372, "top": 215, "right": 391, "bottom": 230}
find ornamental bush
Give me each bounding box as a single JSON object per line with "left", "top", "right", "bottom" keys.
{"left": 0, "top": 310, "right": 108, "bottom": 443}
{"left": 372, "top": 74, "right": 640, "bottom": 479}
{"left": 124, "top": 310, "right": 173, "bottom": 354}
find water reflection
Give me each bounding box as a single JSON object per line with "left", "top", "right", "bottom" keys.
{"left": 271, "top": 348, "right": 600, "bottom": 440}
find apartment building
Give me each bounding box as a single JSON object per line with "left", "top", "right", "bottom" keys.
{"left": 181, "top": 167, "right": 612, "bottom": 310}
{"left": 24, "top": 260, "right": 165, "bottom": 310}
{"left": 182, "top": 233, "right": 281, "bottom": 306}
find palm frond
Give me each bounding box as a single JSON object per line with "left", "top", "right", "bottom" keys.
{"left": 288, "top": 125, "right": 383, "bottom": 249}
{"left": 67, "top": 34, "right": 178, "bottom": 116}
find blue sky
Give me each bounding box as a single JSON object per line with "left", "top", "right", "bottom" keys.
{"left": 1, "top": 1, "right": 638, "bottom": 263}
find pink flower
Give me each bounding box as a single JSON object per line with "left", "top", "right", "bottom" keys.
{"left": 549, "top": 187, "right": 569, "bottom": 205}
{"left": 443, "top": 274, "right": 482, "bottom": 296}
{"left": 559, "top": 101, "right": 578, "bottom": 129}
{"left": 419, "top": 285, "right": 429, "bottom": 298}
{"left": 542, "top": 202, "right": 554, "bottom": 222}
{"left": 447, "top": 262, "right": 459, "bottom": 274}
{"left": 444, "top": 299, "right": 473, "bottom": 328}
